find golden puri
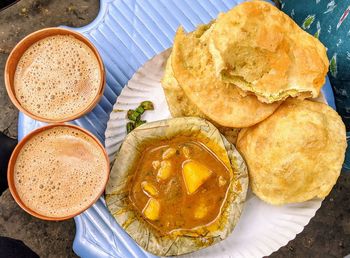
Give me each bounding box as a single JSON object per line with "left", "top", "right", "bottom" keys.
{"left": 209, "top": 1, "right": 329, "bottom": 103}
{"left": 237, "top": 99, "right": 346, "bottom": 205}
{"left": 170, "top": 27, "right": 280, "bottom": 128}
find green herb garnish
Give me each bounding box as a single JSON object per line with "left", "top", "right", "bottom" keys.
{"left": 126, "top": 100, "right": 154, "bottom": 133}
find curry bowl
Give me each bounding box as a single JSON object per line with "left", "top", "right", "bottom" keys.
{"left": 105, "top": 117, "right": 248, "bottom": 256}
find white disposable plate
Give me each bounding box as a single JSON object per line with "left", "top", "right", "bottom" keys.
{"left": 105, "top": 50, "right": 324, "bottom": 258}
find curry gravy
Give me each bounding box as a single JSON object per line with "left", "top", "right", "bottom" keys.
{"left": 129, "top": 138, "right": 231, "bottom": 235}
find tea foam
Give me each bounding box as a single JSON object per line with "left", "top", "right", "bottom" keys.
{"left": 14, "top": 35, "right": 101, "bottom": 120}
{"left": 14, "top": 126, "right": 108, "bottom": 218}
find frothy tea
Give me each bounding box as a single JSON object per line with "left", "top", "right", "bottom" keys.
{"left": 13, "top": 126, "right": 108, "bottom": 218}
{"left": 14, "top": 35, "right": 101, "bottom": 121}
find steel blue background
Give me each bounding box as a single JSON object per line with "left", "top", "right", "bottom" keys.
{"left": 17, "top": 0, "right": 337, "bottom": 257}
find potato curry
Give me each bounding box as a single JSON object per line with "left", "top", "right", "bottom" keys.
{"left": 129, "top": 137, "right": 231, "bottom": 235}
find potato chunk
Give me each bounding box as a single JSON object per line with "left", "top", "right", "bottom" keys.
{"left": 218, "top": 176, "right": 227, "bottom": 187}
{"left": 182, "top": 160, "right": 212, "bottom": 195}
{"left": 152, "top": 160, "right": 160, "bottom": 170}
{"left": 162, "top": 147, "right": 177, "bottom": 160}
{"left": 157, "top": 160, "right": 172, "bottom": 181}
{"left": 194, "top": 202, "right": 208, "bottom": 219}
{"left": 143, "top": 198, "right": 160, "bottom": 221}
{"left": 182, "top": 146, "right": 190, "bottom": 159}
{"left": 141, "top": 181, "right": 158, "bottom": 197}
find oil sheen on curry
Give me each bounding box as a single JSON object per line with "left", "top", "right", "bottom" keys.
{"left": 129, "top": 137, "right": 231, "bottom": 235}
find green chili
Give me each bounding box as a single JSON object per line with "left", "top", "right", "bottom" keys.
{"left": 140, "top": 101, "right": 154, "bottom": 110}
{"left": 126, "top": 122, "right": 135, "bottom": 133}
{"left": 135, "top": 106, "right": 145, "bottom": 115}
{"left": 135, "top": 120, "right": 146, "bottom": 127}
{"left": 125, "top": 101, "right": 154, "bottom": 133}
{"left": 127, "top": 109, "right": 141, "bottom": 121}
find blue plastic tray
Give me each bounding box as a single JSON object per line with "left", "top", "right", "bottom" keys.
{"left": 17, "top": 0, "right": 337, "bottom": 257}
